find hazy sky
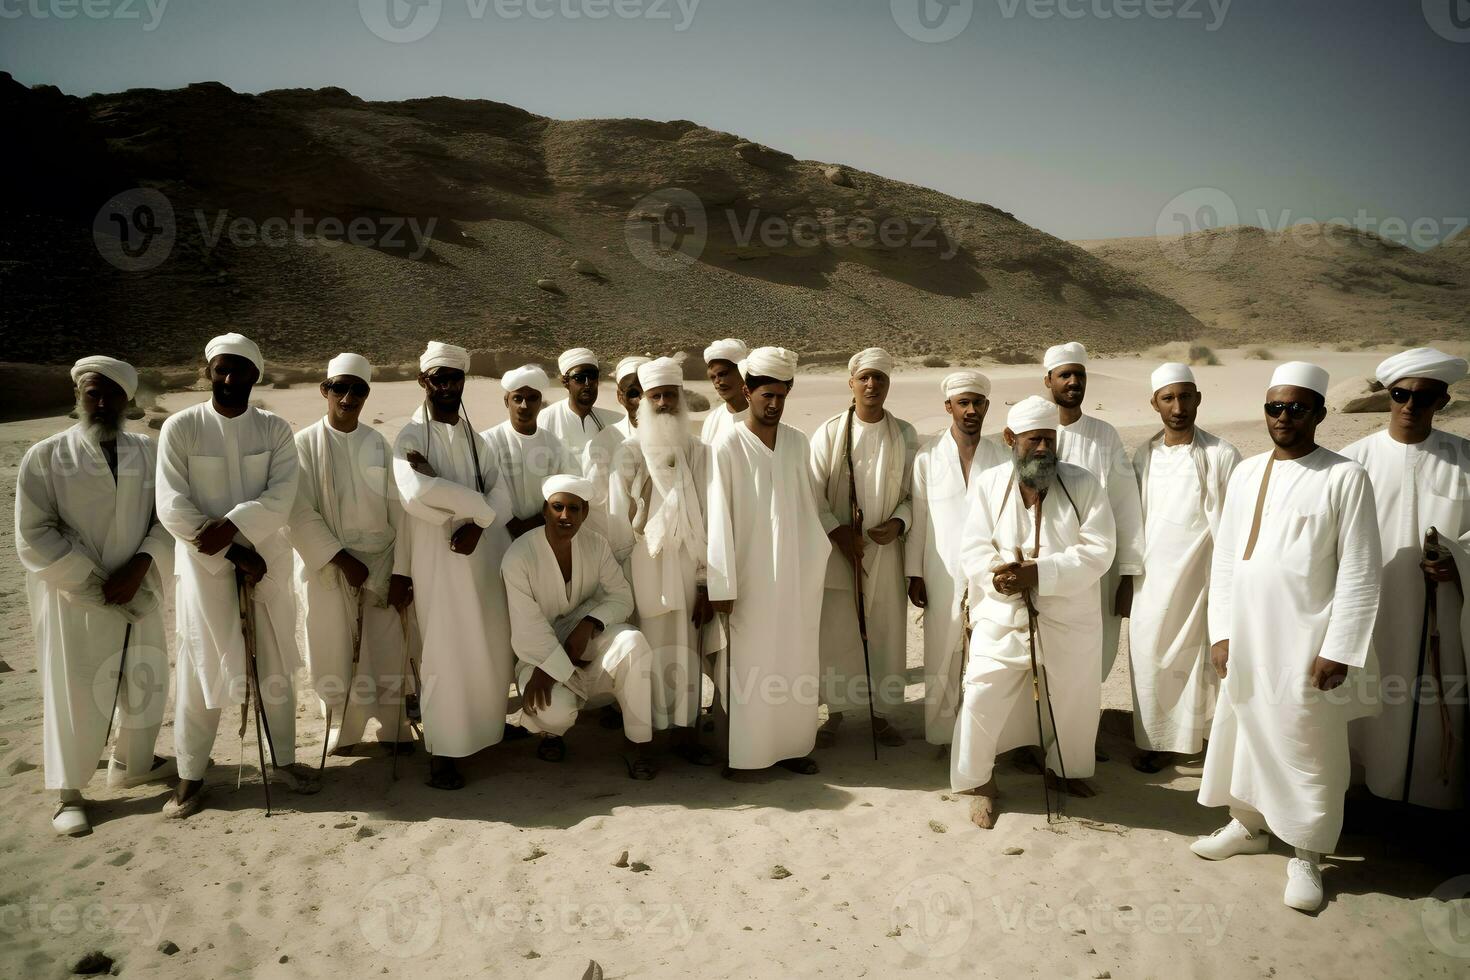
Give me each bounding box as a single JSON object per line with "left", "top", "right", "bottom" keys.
{"left": 4, "top": 0, "right": 1467, "bottom": 245}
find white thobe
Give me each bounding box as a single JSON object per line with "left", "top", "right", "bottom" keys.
{"left": 707, "top": 423, "right": 833, "bottom": 769}
{"left": 288, "top": 420, "right": 414, "bottom": 748}
{"left": 481, "top": 422, "right": 576, "bottom": 521}
{"left": 393, "top": 409, "right": 515, "bottom": 758}
{"left": 538, "top": 400, "right": 621, "bottom": 472}
{"left": 905, "top": 430, "right": 1009, "bottom": 744}
{"left": 1058, "top": 413, "right": 1144, "bottom": 678}
{"left": 700, "top": 404, "right": 748, "bottom": 446}
{"left": 580, "top": 421, "right": 634, "bottom": 546}
{"left": 503, "top": 529, "right": 654, "bottom": 742}
{"left": 16, "top": 426, "right": 174, "bottom": 790}
{"left": 1128, "top": 429, "right": 1240, "bottom": 753}
{"left": 607, "top": 436, "right": 717, "bottom": 729}
{"left": 810, "top": 411, "right": 919, "bottom": 718}
{"left": 1343, "top": 429, "right": 1470, "bottom": 809}
{"left": 951, "top": 462, "right": 1115, "bottom": 791}
{"left": 156, "top": 402, "right": 301, "bottom": 781}
{"left": 1200, "top": 448, "right": 1382, "bottom": 853}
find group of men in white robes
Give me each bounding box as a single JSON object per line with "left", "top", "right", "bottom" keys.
{"left": 21, "top": 330, "right": 1469, "bottom": 920}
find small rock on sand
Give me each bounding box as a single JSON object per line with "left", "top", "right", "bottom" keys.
{"left": 524, "top": 846, "right": 547, "bottom": 861}
{"left": 582, "top": 960, "right": 604, "bottom": 980}
{"left": 613, "top": 850, "right": 629, "bottom": 868}
{"left": 1003, "top": 847, "right": 1024, "bottom": 856}
{"left": 571, "top": 259, "right": 601, "bottom": 277}
{"left": 535, "top": 279, "right": 563, "bottom": 294}
{"left": 5, "top": 755, "right": 37, "bottom": 776}
{"left": 770, "top": 865, "right": 792, "bottom": 880}
{"left": 71, "top": 951, "right": 112, "bottom": 975}
{"left": 157, "top": 940, "right": 179, "bottom": 955}
{"left": 928, "top": 821, "right": 946, "bottom": 834}
{"left": 629, "top": 861, "right": 651, "bottom": 873}
{"left": 354, "top": 825, "right": 375, "bottom": 840}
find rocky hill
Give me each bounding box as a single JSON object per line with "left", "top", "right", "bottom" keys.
{"left": 0, "top": 73, "right": 1204, "bottom": 369}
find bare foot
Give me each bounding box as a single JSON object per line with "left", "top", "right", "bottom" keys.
{"left": 967, "top": 778, "right": 998, "bottom": 828}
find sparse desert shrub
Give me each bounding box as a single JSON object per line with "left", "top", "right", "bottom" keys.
{"left": 922, "top": 354, "right": 949, "bottom": 368}
{"left": 1245, "top": 347, "right": 1273, "bottom": 360}
{"left": 1188, "top": 343, "right": 1220, "bottom": 366}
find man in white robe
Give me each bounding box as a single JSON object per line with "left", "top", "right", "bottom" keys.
{"left": 394, "top": 341, "right": 518, "bottom": 790}
{"left": 700, "top": 338, "right": 750, "bottom": 446}
{"left": 810, "top": 348, "right": 919, "bottom": 747}
{"left": 581, "top": 356, "right": 649, "bottom": 543}
{"left": 1043, "top": 342, "right": 1144, "bottom": 682}
{"left": 1343, "top": 347, "right": 1470, "bottom": 811}
{"left": 707, "top": 347, "right": 832, "bottom": 775}
{"left": 1192, "top": 361, "right": 1381, "bottom": 913}
{"left": 288, "top": 354, "right": 415, "bottom": 758}
{"left": 503, "top": 475, "right": 658, "bottom": 777}
{"left": 905, "top": 370, "right": 1008, "bottom": 747}
{"left": 1128, "top": 363, "right": 1240, "bottom": 773}
{"left": 17, "top": 356, "right": 175, "bottom": 835}
{"left": 951, "top": 396, "right": 1115, "bottom": 829}
{"left": 539, "top": 348, "right": 621, "bottom": 468}
{"left": 157, "top": 333, "right": 317, "bottom": 818}
{"left": 482, "top": 365, "right": 577, "bottom": 539}
{"left": 607, "top": 358, "right": 718, "bottom": 763}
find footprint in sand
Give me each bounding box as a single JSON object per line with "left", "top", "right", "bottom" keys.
{"left": 108, "top": 850, "right": 133, "bottom": 867}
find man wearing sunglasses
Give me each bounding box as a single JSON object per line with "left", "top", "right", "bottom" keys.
{"left": 288, "top": 354, "right": 415, "bottom": 761}
{"left": 1342, "top": 347, "right": 1470, "bottom": 813}
{"left": 539, "top": 348, "right": 621, "bottom": 471}
{"left": 1192, "top": 361, "right": 1382, "bottom": 913}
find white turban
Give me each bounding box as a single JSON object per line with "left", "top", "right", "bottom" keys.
{"left": 1006, "top": 395, "right": 1060, "bottom": 434}
{"left": 704, "top": 338, "right": 749, "bottom": 365}
{"left": 326, "top": 353, "right": 372, "bottom": 383}
{"left": 616, "top": 356, "right": 652, "bottom": 384}
{"left": 848, "top": 347, "right": 895, "bottom": 377}
{"left": 1269, "top": 361, "right": 1330, "bottom": 398}
{"left": 744, "top": 346, "right": 798, "bottom": 382}
{"left": 557, "top": 348, "right": 598, "bottom": 376}
{"left": 205, "top": 332, "right": 264, "bottom": 376}
{"left": 70, "top": 355, "right": 138, "bottom": 400}
{"left": 420, "top": 341, "right": 469, "bottom": 374}
{"left": 542, "top": 474, "right": 596, "bottom": 503}
{"left": 1375, "top": 347, "right": 1469, "bottom": 388}
{"left": 637, "top": 357, "right": 683, "bottom": 390}
{"left": 1150, "top": 362, "right": 1195, "bottom": 393}
{"left": 941, "top": 370, "right": 990, "bottom": 399}
{"left": 1043, "top": 342, "right": 1088, "bottom": 373}
{"left": 500, "top": 364, "right": 552, "bottom": 393}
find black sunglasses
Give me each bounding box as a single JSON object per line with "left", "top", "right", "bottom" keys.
{"left": 567, "top": 370, "right": 599, "bottom": 384}
{"left": 1264, "top": 401, "right": 1315, "bottom": 420}
{"left": 1390, "top": 387, "right": 1442, "bottom": 409}
{"left": 424, "top": 371, "right": 464, "bottom": 388}
{"left": 326, "top": 380, "right": 370, "bottom": 397}
{"left": 623, "top": 387, "right": 642, "bottom": 399}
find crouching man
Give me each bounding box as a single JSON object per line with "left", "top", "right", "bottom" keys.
{"left": 501, "top": 475, "right": 659, "bottom": 779}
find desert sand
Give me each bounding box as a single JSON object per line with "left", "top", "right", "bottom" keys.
{"left": 1, "top": 347, "right": 1467, "bottom": 978}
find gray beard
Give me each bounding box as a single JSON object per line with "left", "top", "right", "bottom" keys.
{"left": 77, "top": 403, "right": 123, "bottom": 443}
{"left": 635, "top": 402, "right": 691, "bottom": 459}
{"left": 1014, "top": 451, "right": 1057, "bottom": 490}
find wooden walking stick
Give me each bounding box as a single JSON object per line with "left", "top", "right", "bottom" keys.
{"left": 842, "top": 404, "right": 880, "bottom": 761}
{"left": 322, "top": 587, "right": 367, "bottom": 773}
{"left": 238, "top": 575, "right": 274, "bottom": 816}
{"left": 1403, "top": 526, "right": 1456, "bottom": 803}
{"left": 103, "top": 622, "right": 133, "bottom": 751}
{"left": 392, "top": 607, "right": 414, "bottom": 782}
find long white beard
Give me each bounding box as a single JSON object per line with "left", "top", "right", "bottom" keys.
{"left": 635, "top": 402, "right": 691, "bottom": 462}
{"left": 77, "top": 402, "right": 123, "bottom": 444}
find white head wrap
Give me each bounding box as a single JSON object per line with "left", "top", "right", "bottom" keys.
{"left": 1006, "top": 395, "right": 1060, "bottom": 434}
{"left": 70, "top": 355, "right": 138, "bottom": 400}
{"left": 420, "top": 341, "right": 469, "bottom": 374}
{"left": 557, "top": 348, "right": 598, "bottom": 376}
{"left": 542, "top": 474, "right": 596, "bottom": 502}
{"left": 500, "top": 364, "right": 552, "bottom": 393}
{"left": 326, "top": 353, "right": 372, "bottom": 383}
{"left": 704, "top": 338, "right": 749, "bottom": 365}
{"left": 616, "top": 356, "right": 652, "bottom": 384}
{"left": 744, "top": 347, "right": 798, "bottom": 382}
{"left": 1043, "top": 341, "right": 1087, "bottom": 373}
{"left": 637, "top": 357, "right": 683, "bottom": 390}
{"left": 1150, "top": 362, "right": 1195, "bottom": 393}
{"left": 848, "top": 347, "right": 895, "bottom": 377}
{"left": 1374, "top": 347, "right": 1469, "bottom": 388}
{"left": 205, "top": 332, "right": 264, "bottom": 376}
{"left": 940, "top": 370, "right": 990, "bottom": 399}
{"left": 1269, "top": 361, "right": 1330, "bottom": 398}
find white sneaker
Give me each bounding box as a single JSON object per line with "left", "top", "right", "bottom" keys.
{"left": 1284, "top": 858, "right": 1324, "bottom": 912}
{"left": 1190, "top": 819, "right": 1270, "bottom": 860}
{"left": 52, "top": 800, "right": 90, "bottom": 836}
